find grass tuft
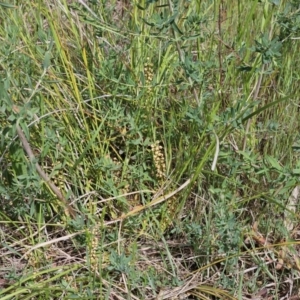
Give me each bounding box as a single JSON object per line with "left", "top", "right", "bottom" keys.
{"left": 1, "top": 0, "right": 300, "bottom": 299}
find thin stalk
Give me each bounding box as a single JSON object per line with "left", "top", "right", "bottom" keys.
{"left": 16, "top": 125, "right": 76, "bottom": 218}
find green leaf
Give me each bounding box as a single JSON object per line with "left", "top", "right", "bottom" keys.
{"left": 7, "top": 114, "right": 16, "bottom": 121}
{"left": 20, "top": 122, "right": 30, "bottom": 140}
{"left": 265, "top": 155, "right": 282, "bottom": 171}
{"left": 292, "top": 169, "right": 300, "bottom": 175}
{"left": 0, "top": 2, "right": 16, "bottom": 8}
{"left": 42, "top": 51, "right": 52, "bottom": 70}
{"left": 241, "top": 95, "right": 290, "bottom": 123}
{"left": 172, "top": 22, "right": 183, "bottom": 35}
{"left": 2, "top": 242, "right": 22, "bottom": 256}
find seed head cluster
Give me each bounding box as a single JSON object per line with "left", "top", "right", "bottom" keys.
{"left": 150, "top": 141, "right": 180, "bottom": 232}
{"left": 89, "top": 225, "right": 99, "bottom": 272}
{"left": 151, "top": 141, "right": 166, "bottom": 181}
{"left": 144, "top": 57, "right": 154, "bottom": 92}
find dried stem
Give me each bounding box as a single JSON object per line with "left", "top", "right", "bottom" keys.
{"left": 16, "top": 124, "right": 76, "bottom": 218}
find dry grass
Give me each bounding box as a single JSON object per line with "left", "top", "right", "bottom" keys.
{"left": 1, "top": 0, "right": 300, "bottom": 299}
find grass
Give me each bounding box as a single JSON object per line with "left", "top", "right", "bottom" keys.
{"left": 0, "top": 0, "right": 300, "bottom": 299}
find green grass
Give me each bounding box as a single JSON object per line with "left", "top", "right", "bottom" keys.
{"left": 1, "top": 0, "right": 300, "bottom": 299}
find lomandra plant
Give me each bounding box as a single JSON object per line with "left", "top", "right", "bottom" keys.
{"left": 0, "top": 0, "right": 300, "bottom": 299}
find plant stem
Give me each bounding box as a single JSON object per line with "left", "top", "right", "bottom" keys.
{"left": 16, "top": 124, "right": 76, "bottom": 218}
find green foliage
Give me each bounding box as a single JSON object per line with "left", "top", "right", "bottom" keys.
{"left": 252, "top": 33, "right": 282, "bottom": 65}
{"left": 108, "top": 250, "right": 133, "bottom": 274}
{"left": 0, "top": 0, "right": 300, "bottom": 299}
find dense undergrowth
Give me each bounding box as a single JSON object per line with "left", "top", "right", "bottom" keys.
{"left": 0, "top": 0, "right": 300, "bottom": 299}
